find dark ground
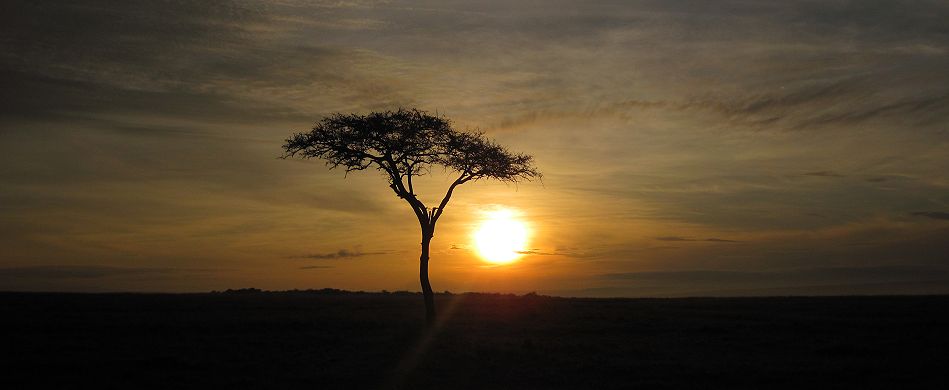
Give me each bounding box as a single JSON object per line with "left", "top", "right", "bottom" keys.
{"left": 2, "top": 291, "right": 948, "bottom": 389}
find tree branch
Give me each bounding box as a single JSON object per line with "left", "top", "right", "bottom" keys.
{"left": 383, "top": 157, "right": 429, "bottom": 226}
{"left": 406, "top": 161, "right": 416, "bottom": 195}
{"left": 431, "top": 172, "right": 471, "bottom": 228}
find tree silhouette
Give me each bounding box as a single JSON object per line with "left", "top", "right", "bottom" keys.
{"left": 282, "top": 108, "right": 540, "bottom": 323}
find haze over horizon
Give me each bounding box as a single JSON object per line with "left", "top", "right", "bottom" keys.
{"left": 2, "top": 0, "right": 948, "bottom": 296}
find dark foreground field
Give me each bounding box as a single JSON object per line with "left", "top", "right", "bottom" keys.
{"left": 2, "top": 291, "right": 948, "bottom": 389}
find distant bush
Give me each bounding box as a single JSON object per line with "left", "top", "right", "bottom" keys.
{"left": 213, "top": 288, "right": 468, "bottom": 297}
{"left": 221, "top": 288, "right": 262, "bottom": 294}
{"left": 390, "top": 290, "right": 419, "bottom": 296}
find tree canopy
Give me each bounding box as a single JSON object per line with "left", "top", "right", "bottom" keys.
{"left": 282, "top": 108, "right": 540, "bottom": 228}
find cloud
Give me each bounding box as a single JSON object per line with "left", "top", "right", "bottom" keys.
{"left": 516, "top": 249, "right": 559, "bottom": 256}
{"left": 654, "top": 236, "right": 738, "bottom": 243}
{"left": 689, "top": 76, "right": 949, "bottom": 132}
{"left": 654, "top": 236, "right": 693, "bottom": 242}
{"left": 0, "top": 266, "right": 206, "bottom": 279}
{"left": 514, "top": 247, "right": 594, "bottom": 258}
{"left": 299, "top": 265, "right": 334, "bottom": 270}
{"left": 802, "top": 171, "right": 845, "bottom": 178}
{"left": 298, "top": 248, "right": 389, "bottom": 259}
{"left": 596, "top": 265, "right": 949, "bottom": 295}
{"left": 791, "top": 93, "right": 949, "bottom": 130}
{"left": 453, "top": 245, "right": 579, "bottom": 258}
{"left": 0, "top": 0, "right": 415, "bottom": 126}
{"left": 704, "top": 238, "right": 739, "bottom": 243}
{"left": 4, "top": 0, "right": 948, "bottom": 132}
{"left": 910, "top": 211, "right": 949, "bottom": 220}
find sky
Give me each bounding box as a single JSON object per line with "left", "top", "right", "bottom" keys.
{"left": 1, "top": 0, "right": 947, "bottom": 296}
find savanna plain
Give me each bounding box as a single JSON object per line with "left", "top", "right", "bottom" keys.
{"left": 3, "top": 291, "right": 948, "bottom": 389}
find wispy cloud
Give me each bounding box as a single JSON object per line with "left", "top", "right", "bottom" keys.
{"left": 0, "top": 266, "right": 211, "bottom": 279}
{"left": 910, "top": 211, "right": 949, "bottom": 220}
{"left": 299, "top": 265, "right": 334, "bottom": 270}
{"left": 802, "top": 171, "right": 845, "bottom": 178}
{"left": 654, "top": 236, "right": 738, "bottom": 243}
{"left": 297, "top": 248, "right": 391, "bottom": 260}
{"left": 598, "top": 265, "right": 949, "bottom": 290}
{"left": 516, "top": 249, "right": 559, "bottom": 256}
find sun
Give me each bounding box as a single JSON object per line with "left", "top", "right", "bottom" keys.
{"left": 473, "top": 209, "right": 529, "bottom": 265}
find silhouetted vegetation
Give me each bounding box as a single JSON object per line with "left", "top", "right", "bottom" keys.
{"left": 3, "top": 292, "right": 947, "bottom": 389}
{"left": 282, "top": 108, "right": 540, "bottom": 323}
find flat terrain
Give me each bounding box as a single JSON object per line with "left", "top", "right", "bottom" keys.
{"left": 2, "top": 291, "right": 948, "bottom": 389}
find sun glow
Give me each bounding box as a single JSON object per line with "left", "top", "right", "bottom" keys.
{"left": 473, "top": 208, "right": 530, "bottom": 265}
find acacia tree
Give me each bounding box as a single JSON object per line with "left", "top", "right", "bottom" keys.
{"left": 282, "top": 108, "right": 539, "bottom": 323}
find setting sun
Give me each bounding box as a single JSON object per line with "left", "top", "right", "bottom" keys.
{"left": 473, "top": 209, "right": 530, "bottom": 265}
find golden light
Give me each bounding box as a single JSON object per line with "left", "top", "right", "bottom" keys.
{"left": 473, "top": 208, "right": 530, "bottom": 265}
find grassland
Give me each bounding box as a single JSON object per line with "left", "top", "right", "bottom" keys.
{"left": 3, "top": 291, "right": 947, "bottom": 389}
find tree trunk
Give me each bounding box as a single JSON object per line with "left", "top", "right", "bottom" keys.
{"left": 419, "top": 233, "right": 436, "bottom": 325}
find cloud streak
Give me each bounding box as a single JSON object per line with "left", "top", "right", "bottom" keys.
{"left": 0, "top": 266, "right": 210, "bottom": 279}
{"left": 910, "top": 211, "right": 949, "bottom": 220}
{"left": 297, "top": 249, "right": 391, "bottom": 260}
{"left": 655, "top": 236, "right": 739, "bottom": 243}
